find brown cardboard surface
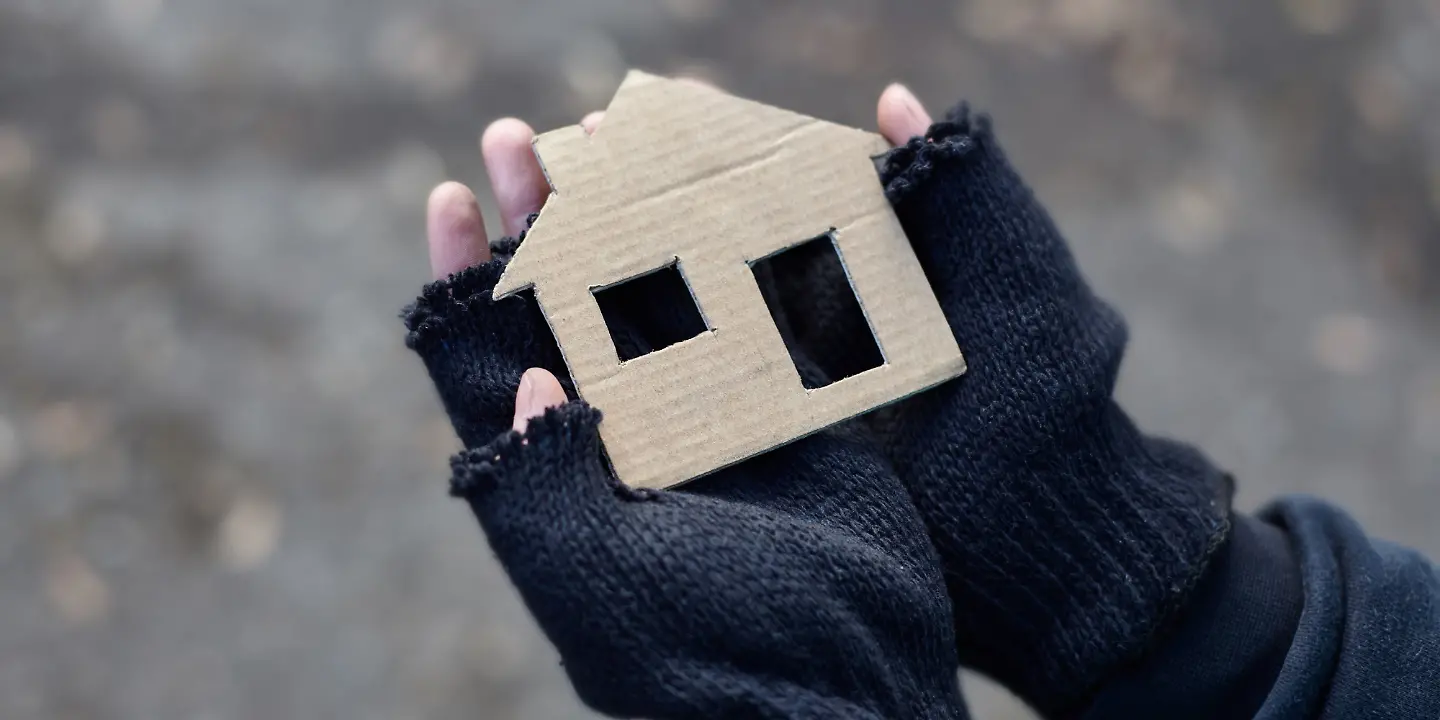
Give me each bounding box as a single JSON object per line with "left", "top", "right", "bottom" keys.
{"left": 495, "top": 71, "right": 966, "bottom": 489}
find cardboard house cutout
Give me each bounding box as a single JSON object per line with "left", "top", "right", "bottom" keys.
{"left": 495, "top": 71, "right": 966, "bottom": 489}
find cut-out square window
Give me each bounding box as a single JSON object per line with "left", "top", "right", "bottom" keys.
{"left": 594, "top": 261, "right": 708, "bottom": 362}
{"left": 751, "top": 233, "right": 885, "bottom": 389}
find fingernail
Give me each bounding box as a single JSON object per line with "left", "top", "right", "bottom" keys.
{"left": 890, "top": 83, "right": 926, "bottom": 123}
{"left": 513, "top": 371, "right": 536, "bottom": 433}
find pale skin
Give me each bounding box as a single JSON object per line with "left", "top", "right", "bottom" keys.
{"left": 425, "top": 83, "right": 937, "bottom": 432}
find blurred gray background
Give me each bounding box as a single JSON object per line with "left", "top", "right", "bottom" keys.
{"left": 1, "top": 0, "right": 1438, "bottom": 718}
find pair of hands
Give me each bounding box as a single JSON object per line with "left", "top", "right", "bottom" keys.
{"left": 404, "top": 80, "right": 1230, "bottom": 719}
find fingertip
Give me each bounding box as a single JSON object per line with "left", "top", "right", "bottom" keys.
{"left": 580, "top": 111, "right": 605, "bottom": 135}
{"left": 427, "top": 180, "right": 474, "bottom": 211}
{"left": 426, "top": 181, "right": 490, "bottom": 279}
{"left": 481, "top": 117, "right": 535, "bottom": 157}
{"left": 878, "top": 83, "right": 932, "bottom": 147}
{"left": 512, "top": 368, "right": 568, "bottom": 434}
{"left": 481, "top": 118, "right": 551, "bottom": 237}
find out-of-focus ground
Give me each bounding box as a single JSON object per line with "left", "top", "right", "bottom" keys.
{"left": 1, "top": 0, "right": 1438, "bottom": 718}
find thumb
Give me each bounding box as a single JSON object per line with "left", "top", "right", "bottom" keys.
{"left": 449, "top": 369, "right": 619, "bottom": 532}
{"left": 513, "top": 367, "right": 568, "bottom": 433}
{"left": 878, "top": 83, "right": 933, "bottom": 147}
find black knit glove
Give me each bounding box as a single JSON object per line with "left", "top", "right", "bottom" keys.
{"left": 402, "top": 250, "right": 969, "bottom": 720}
{"left": 866, "top": 107, "right": 1233, "bottom": 716}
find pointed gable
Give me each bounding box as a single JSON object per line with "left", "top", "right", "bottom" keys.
{"left": 492, "top": 71, "right": 881, "bottom": 299}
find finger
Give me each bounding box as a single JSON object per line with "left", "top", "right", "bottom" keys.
{"left": 481, "top": 118, "right": 552, "bottom": 237}
{"left": 878, "top": 83, "right": 933, "bottom": 147}
{"left": 580, "top": 111, "right": 606, "bottom": 136}
{"left": 513, "top": 368, "right": 568, "bottom": 434}
{"left": 426, "top": 181, "right": 490, "bottom": 279}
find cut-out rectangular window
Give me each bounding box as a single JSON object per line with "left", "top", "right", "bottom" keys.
{"left": 593, "top": 261, "right": 708, "bottom": 362}
{"left": 751, "top": 233, "right": 884, "bottom": 389}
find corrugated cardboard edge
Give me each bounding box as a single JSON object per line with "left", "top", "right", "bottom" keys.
{"left": 493, "top": 70, "right": 966, "bottom": 489}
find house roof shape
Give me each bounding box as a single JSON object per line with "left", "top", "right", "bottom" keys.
{"left": 494, "top": 71, "right": 965, "bottom": 489}
{"left": 494, "top": 71, "right": 885, "bottom": 298}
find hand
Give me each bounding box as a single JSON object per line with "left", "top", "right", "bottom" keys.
{"left": 868, "top": 91, "right": 1234, "bottom": 714}
{"left": 401, "top": 88, "right": 968, "bottom": 719}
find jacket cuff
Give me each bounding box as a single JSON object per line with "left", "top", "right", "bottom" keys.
{"left": 1081, "top": 513, "right": 1302, "bottom": 718}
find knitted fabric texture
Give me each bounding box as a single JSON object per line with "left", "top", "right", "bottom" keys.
{"left": 404, "top": 225, "right": 569, "bottom": 448}
{"left": 873, "top": 105, "right": 1233, "bottom": 716}
{"left": 403, "top": 103, "right": 1237, "bottom": 718}
{"left": 404, "top": 249, "right": 968, "bottom": 719}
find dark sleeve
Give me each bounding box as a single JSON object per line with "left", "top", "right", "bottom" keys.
{"left": 1086, "top": 499, "right": 1440, "bottom": 719}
